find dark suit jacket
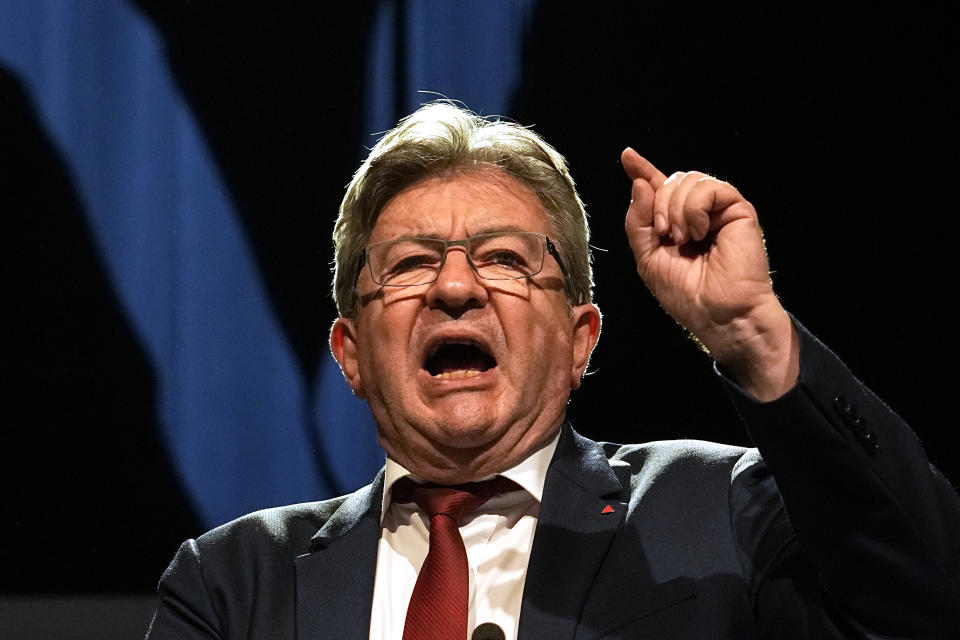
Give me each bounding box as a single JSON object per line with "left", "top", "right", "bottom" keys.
{"left": 146, "top": 324, "right": 960, "bottom": 639}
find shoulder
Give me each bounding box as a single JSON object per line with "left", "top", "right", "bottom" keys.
{"left": 594, "top": 437, "right": 772, "bottom": 508}
{"left": 159, "top": 497, "right": 352, "bottom": 590}
{"left": 194, "top": 496, "right": 348, "bottom": 557}
{"left": 159, "top": 496, "right": 352, "bottom": 602}
{"left": 602, "top": 438, "right": 758, "bottom": 477}
{"left": 558, "top": 427, "right": 767, "bottom": 497}
{"left": 182, "top": 469, "right": 385, "bottom": 573}
{"left": 151, "top": 495, "right": 365, "bottom": 639}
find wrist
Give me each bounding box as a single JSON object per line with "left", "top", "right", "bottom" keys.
{"left": 704, "top": 302, "right": 799, "bottom": 402}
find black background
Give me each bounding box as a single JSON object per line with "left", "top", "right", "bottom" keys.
{"left": 3, "top": 1, "right": 955, "bottom": 593}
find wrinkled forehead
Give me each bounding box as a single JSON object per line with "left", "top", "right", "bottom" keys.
{"left": 368, "top": 170, "right": 552, "bottom": 244}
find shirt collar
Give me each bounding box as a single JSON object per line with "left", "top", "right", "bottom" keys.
{"left": 380, "top": 428, "right": 561, "bottom": 524}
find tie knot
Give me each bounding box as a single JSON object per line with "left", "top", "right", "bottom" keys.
{"left": 392, "top": 476, "right": 519, "bottom": 524}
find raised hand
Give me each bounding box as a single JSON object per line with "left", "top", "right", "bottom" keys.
{"left": 621, "top": 148, "right": 798, "bottom": 401}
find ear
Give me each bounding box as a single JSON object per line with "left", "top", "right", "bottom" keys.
{"left": 330, "top": 317, "right": 366, "bottom": 398}
{"left": 570, "top": 303, "right": 602, "bottom": 390}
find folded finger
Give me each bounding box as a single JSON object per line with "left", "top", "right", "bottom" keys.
{"left": 683, "top": 177, "right": 751, "bottom": 237}
{"left": 653, "top": 171, "right": 684, "bottom": 237}
{"left": 668, "top": 172, "right": 710, "bottom": 243}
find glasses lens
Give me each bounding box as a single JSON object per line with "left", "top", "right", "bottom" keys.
{"left": 366, "top": 232, "right": 547, "bottom": 286}
{"left": 469, "top": 232, "right": 544, "bottom": 280}
{"left": 369, "top": 238, "right": 446, "bottom": 286}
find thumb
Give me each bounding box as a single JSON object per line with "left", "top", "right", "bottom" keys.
{"left": 625, "top": 174, "right": 659, "bottom": 263}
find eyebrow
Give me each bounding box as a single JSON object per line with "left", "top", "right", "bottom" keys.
{"left": 390, "top": 225, "right": 532, "bottom": 240}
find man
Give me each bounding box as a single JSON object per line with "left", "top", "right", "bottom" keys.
{"left": 147, "top": 103, "right": 960, "bottom": 639}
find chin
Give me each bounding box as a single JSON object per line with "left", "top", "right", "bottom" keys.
{"left": 433, "top": 418, "right": 502, "bottom": 449}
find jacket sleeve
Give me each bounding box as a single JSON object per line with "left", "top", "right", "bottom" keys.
{"left": 145, "top": 539, "right": 223, "bottom": 639}
{"left": 722, "top": 318, "right": 960, "bottom": 638}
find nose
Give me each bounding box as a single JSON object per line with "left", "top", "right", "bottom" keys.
{"left": 424, "top": 247, "right": 488, "bottom": 312}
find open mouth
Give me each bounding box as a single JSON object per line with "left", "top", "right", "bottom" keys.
{"left": 424, "top": 340, "right": 497, "bottom": 380}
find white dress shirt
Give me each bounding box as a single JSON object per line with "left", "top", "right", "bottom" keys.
{"left": 369, "top": 432, "right": 560, "bottom": 640}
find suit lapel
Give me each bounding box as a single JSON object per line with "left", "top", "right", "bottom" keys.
{"left": 518, "top": 425, "right": 628, "bottom": 640}
{"left": 295, "top": 470, "right": 384, "bottom": 640}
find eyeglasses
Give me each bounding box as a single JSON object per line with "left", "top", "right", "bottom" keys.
{"left": 359, "top": 231, "right": 568, "bottom": 287}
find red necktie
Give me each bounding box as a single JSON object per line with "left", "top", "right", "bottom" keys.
{"left": 391, "top": 476, "right": 518, "bottom": 640}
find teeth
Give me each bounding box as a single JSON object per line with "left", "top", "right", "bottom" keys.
{"left": 433, "top": 369, "right": 483, "bottom": 380}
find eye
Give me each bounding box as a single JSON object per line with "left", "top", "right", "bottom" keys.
{"left": 482, "top": 250, "right": 527, "bottom": 268}
{"left": 388, "top": 252, "right": 440, "bottom": 274}
{"left": 469, "top": 233, "right": 539, "bottom": 276}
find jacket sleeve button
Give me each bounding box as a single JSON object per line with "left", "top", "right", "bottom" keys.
{"left": 834, "top": 394, "right": 857, "bottom": 421}
{"left": 862, "top": 432, "right": 880, "bottom": 456}
{"left": 852, "top": 417, "right": 870, "bottom": 437}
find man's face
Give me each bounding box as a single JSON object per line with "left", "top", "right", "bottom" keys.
{"left": 331, "top": 169, "right": 600, "bottom": 483}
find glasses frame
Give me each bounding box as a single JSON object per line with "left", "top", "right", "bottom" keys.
{"left": 358, "top": 231, "right": 568, "bottom": 287}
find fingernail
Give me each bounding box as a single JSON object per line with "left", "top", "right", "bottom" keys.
{"left": 655, "top": 213, "right": 667, "bottom": 234}
{"left": 671, "top": 224, "right": 683, "bottom": 243}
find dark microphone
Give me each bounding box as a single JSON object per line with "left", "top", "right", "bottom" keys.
{"left": 472, "top": 622, "right": 506, "bottom": 640}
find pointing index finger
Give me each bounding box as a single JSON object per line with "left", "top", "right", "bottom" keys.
{"left": 621, "top": 147, "right": 667, "bottom": 189}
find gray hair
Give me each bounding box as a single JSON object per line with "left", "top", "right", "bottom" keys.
{"left": 332, "top": 102, "right": 593, "bottom": 318}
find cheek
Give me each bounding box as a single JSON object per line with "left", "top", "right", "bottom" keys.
{"left": 523, "top": 306, "right": 575, "bottom": 373}
{"left": 365, "top": 333, "right": 408, "bottom": 374}
{"left": 356, "top": 314, "right": 410, "bottom": 383}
